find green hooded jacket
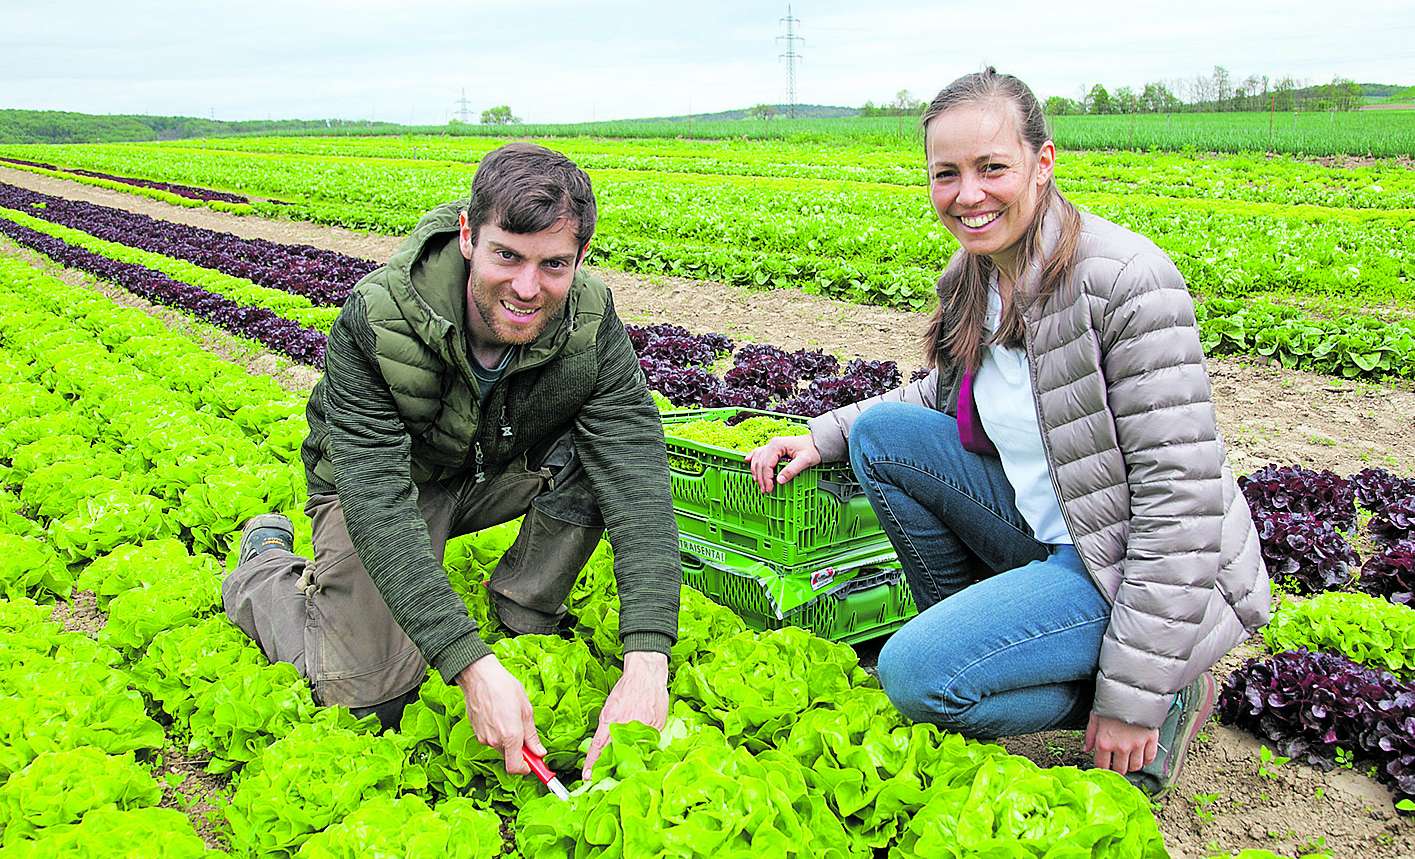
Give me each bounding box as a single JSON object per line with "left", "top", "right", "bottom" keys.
{"left": 301, "top": 200, "right": 680, "bottom": 683}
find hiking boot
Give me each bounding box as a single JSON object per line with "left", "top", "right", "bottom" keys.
{"left": 238, "top": 513, "right": 295, "bottom": 566}
{"left": 1127, "top": 671, "right": 1217, "bottom": 800}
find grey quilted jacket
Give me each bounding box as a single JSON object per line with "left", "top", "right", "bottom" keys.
{"left": 808, "top": 205, "right": 1271, "bottom": 728}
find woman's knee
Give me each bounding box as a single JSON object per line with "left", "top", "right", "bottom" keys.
{"left": 848, "top": 402, "right": 929, "bottom": 480}
{"left": 877, "top": 628, "right": 974, "bottom": 729}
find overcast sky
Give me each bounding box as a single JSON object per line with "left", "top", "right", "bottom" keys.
{"left": 4, "top": 0, "right": 1413, "bottom": 124}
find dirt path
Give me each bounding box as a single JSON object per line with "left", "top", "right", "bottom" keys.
{"left": 7, "top": 166, "right": 1415, "bottom": 857}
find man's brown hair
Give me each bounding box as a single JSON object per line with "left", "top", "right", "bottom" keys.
{"left": 466, "top": 143, "right": 596, "bottom": 253}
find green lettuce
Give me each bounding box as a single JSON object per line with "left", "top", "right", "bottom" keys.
{"left": 402, "top": 635, "right": 614, "bottom": 802}
{"left": 176, "top": 463, "right": 303, "bottom": 556}
{"left": 670, "top": 628, "right": 870, "bottom": 751}
{"left": 75, "top": 538, "right": 217, "bottom": 609}
{"left": 778, "top": 689, "right": 1012, "bottom": 850}
{"left": 1265, "top": 591, "right": 1415, "bottom": 677}
{"left": 893, "top": 755, "right": 1168, "bottom": 858}
{"left": 0, "top": 807, "right": 213, "bottom": 857}
{"left": 517, "top": 720, "right": 859, "bottom": 858}
{"left": 47, "top": 486, "right": 173, "bottom": 562}
{"left": 0, "top": 660, "right": 163, "bottom": 780}
{"left": 99, "top": 566, "right": 222, "bottom": 653}
{"left": 0, "top": 749, "right": 162, "bottom": 845}
{"left": 294, "top": 796, "right": 504, "bottom": 859}
{"left": 224, "top": 720, "right": 427, "bottom": 858}
{"left": 184, "top": 660, "right": 325, "bottom": 774}
{"left": 130, "top": 615, "right": 269, "bottom": 728}
{"left": 0, "top": 491, "right": 43, "bottom": 539}
{"left": 0, "top": 534, "right": 73, "bottom": 601}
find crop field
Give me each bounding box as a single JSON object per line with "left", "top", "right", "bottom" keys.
{"left": 0, "top": 125, "right": 1413, "bottom": 858}
{"left": 111, "top": 110, "right": 1414, "bottom": 158}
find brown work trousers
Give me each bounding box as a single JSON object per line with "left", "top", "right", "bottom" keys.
{"left": 222, "top": 438, "right": 604, "bottom": 714}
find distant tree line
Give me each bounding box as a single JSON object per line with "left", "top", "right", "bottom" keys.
{"left": 1043, "top": 68, "right": 1369, "bottom": 115}
{"left": 0, "top": 110, "right": 409, "bottom": 145}
{"left": 858, "top": 90, "right": 928, "bottom": 117}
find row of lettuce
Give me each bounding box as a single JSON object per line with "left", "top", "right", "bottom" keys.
{"left": 6, "top": 135, "right": 1415, "bottom": 209}
{"left": 1220, "top": 465, "right": 1415, "bottom": 805}
{"left": 0, "top": 141, "right": 1410, "bottom": 324}
{"left": 0, "top": 181, "right": 1410, "bottom": 381}
{"left": 0, "top": 258, "right": 1177, "bottom": 856}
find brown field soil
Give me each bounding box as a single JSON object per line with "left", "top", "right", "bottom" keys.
{"left": 9, "top": 166, "right": 1415, "bottom": 857}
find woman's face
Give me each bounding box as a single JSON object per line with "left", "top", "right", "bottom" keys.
{"left": 925, "top": 100, "right": 1054, "bottom": 275}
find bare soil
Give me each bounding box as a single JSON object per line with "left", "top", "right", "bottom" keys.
{"left": 153, "top": 745, "right": 233, "bottom": 852}
{"left": 8, "top": 166, "right": 1415, "bottom": 858}
{"left": 48, "top": 589, "right": 106, "bottom": 636}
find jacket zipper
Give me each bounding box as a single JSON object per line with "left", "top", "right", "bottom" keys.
{"left": 1022, "top": 332, "right": 1113, "bottom": 605}
{"left": 447, "top": 330, "right": 554, "bottom": 484}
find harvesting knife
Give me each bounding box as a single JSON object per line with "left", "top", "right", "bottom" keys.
{"left": 522, "top": 746, "right": 570, "bottom": 801}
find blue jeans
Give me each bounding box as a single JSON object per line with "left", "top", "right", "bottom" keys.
{"left": 849, "top": 402, "right": 1111, "bottom": 738}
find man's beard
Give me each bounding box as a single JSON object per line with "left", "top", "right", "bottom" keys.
{"left": 467, "top": 266, "right": 568, "bottom": 347}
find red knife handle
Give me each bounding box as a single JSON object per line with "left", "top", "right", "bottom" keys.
{"left": 522, "top": 747, "right": 554, "bottom": 784}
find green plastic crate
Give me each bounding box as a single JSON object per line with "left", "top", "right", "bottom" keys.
{"left": 661, "top": 407, "right": 887, "bottom": 566}
{"left": 679, "top": 534, "right": 917, "bottom": 644}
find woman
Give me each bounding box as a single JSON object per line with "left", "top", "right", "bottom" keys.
{"left": 746, "top": 68, "right": 1270, "bottom": 798}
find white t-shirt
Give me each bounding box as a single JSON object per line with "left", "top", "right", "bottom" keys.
{"left": 972, "top": 279, "right": 1073, "bottom": 546}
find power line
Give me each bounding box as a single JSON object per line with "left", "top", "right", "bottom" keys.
{"left": 452, "top": 89, "right": 475, "bottom": 124}
{"left": 777, "top": 5, "right": 804, "bottom": 118}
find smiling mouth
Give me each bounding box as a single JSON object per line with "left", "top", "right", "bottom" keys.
{"left": 958, "top": 211, "right": 1001, "bottom": 229}
{"left": 501, "top": 300, "right": 539, "bottom": 320}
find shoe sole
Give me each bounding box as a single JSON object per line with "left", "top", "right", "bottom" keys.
{"left": 1152, "top": 672, "right": 1217, "bottom": 801}
{"left": 238, "top": 514, "right": 294, "bottom": 565}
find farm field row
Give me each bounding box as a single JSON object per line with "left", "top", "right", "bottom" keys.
{"left": 20, "top": 136, "right": 1411, "bottom": 208}
{"left": 228, "top": 111, "right": 1415, "bottom": 158}
{"left": 0, "top": 144, "right": 1410, "bottom": 324}
{"left": 3, "top": 239, "right": 1414, "bottom": 855}
{"left": 0, "top": 248, "right": 1183, "bottom": 856}
{"left": 2, "top": 179, "right": 1411, "bottom": 381}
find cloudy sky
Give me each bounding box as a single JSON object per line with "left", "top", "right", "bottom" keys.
{"left": 4, "top": 0, "right": 1412, "bottom": 124}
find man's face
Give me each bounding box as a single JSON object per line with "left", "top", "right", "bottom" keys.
{"left": 458, "top": 213, "right": 584, "bottom": 350}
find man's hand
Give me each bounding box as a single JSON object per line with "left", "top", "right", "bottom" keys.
{"left": 582, "top": 650, "right": 669, "bottom": 780}
{"left": 455, "top": 654, "right": 544, "bottom": 776}
{"left": 745, "top": 435, "right": 822, "bottom": 494}
{"left": 1084, "top": 712, "right": 1159, "bottom": 775}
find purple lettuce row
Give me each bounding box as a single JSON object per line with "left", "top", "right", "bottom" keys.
{"left": 1219, "top": 649, "right": 1415, "bottom": 803}
{"left": 0, "top": 182, "right": 374, "bottom": 306}
{"left": 1370, "top": 690, "right": 1415, "bottom": 801}
{"left": 0, "top": 156, "right": 249, "bottom": 204}
{"left": 0, "top": 217, "right": 326, "bottom": 368}
{"left": 777, "top": 359, "right": 905, "bottom": 417}
{"left": 640, "top": 335, "right": 722, "bottom": 367}
{"left": 1352, "top": 467, "right": 1415, "bottom": 512}
{"left": 1359, "top": 540, "right": 1415, "bottom": 606}
{"left": 1372, "top": 495, "right": 1415, "bottom": 545}
{"left": 625, "top": 323, "right": 732, "bottom": 361}
{"left": 631, "top": 323, "right": 913, "bottom": 418}
{"left": 1251, "top": 509, "right": 1357, "bottom": 594}
{"left": 726, "top": 345, "right": 810, "bottom": 398}
{"left": 1239, "top": 464, "right": 1357, "bottom": 532}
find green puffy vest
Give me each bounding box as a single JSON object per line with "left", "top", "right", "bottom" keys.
{"left": 304, "top": 200, "right": 612, "bottom": 490}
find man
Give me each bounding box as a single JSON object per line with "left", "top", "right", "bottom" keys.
{"left": 224, "top": 143, "right": 680, "bottom": 779}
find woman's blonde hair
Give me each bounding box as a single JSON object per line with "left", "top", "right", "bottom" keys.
{"left": 921, "top": 67, "right": 1083, "bottom": 371}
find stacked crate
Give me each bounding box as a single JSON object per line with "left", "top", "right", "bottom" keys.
{"left": 662, "top": 408, "right": 917, "bottom": 643}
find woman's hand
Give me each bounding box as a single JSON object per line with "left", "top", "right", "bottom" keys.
{"left": 745, "top": 435, "right": 822, "bottom": 493}
{"left": 1084, "top": 712, "right": 1159, "bottom": 775}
